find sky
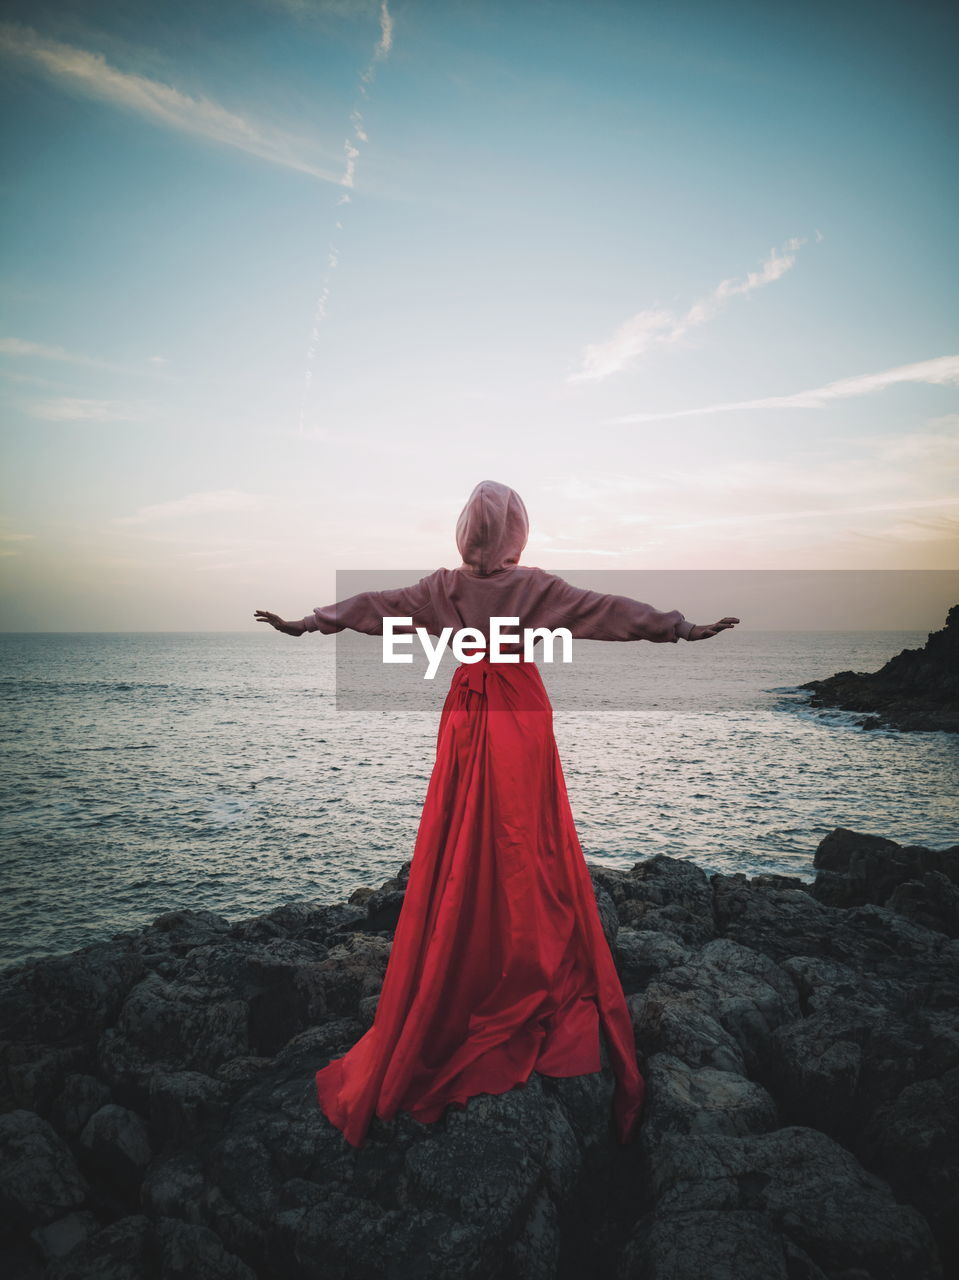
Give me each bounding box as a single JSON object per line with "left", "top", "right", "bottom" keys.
{"left": 1, "top": 0, "right": 957, "bottom": 631}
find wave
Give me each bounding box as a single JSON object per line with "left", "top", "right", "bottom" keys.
{"left": 0, "top": 678, "right": 177, "bottom": 693}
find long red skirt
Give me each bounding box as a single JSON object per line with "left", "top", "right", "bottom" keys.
{"left": 314, "top": 654, "right": 646, "bottom": 1147}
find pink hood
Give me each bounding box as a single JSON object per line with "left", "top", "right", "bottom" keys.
{"left": 455, "top": 480, "right": 529, "bottom": 577}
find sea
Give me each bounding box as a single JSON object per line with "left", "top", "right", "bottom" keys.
{"left": 0, "top": 629, "right": 956, "bottom": 970}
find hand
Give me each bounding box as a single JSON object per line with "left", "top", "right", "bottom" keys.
{"left": 689, "top": 617, "right": 739, "bottom": 641}
{"left": 254, "top": 610, "right": 305, "bottom": 637}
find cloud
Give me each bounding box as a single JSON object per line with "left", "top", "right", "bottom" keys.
{"left": 27, "top": 397, "right": 151, "bottom": 421}
{"left": 534, "top": 542, "right": 630, "bottom": 556}
{"left": 1, "top": 336, "right": 176, "bottom": 377}
{"left": 853, "top": 514, "right": 959, "bottom": 545}
{"left": 659, "top": 494, "right": 959, "bottom": 533}
{"left": 340, "top": 139, "right": 360, "bottom": 188}
{"left": 0, "top": 530, "right": 35, "bottom": 557}
{"left": 0, "top": 336, "right": 114, "bottom": 368}
{"left": 569, "top": 235, "right": 811, "bottom": 383}
{"left": 111, "top": 490, "right": 270, "bottom": 525}
{"left": 535, "top": 417, "right": 959, "bottom": 558}
{"left": 262, "top": 0, "right": 380, "bottom": 17}
{"left": 360, "top": 0, "right": 393, "bottom": 84}
{"left": 606, "top": 354, "right": 959, "bottom": 424}
{"left": 375, "top": 1, "right": 394, "bottom": 58}
{"left": 297, "top": 2, "right": 393, "bottom": 434}
{"left": 0, "top": 22, "right": 344, "bottom": 182}
{"left": 0, "top": 370, "right": 51, "bottom": 385}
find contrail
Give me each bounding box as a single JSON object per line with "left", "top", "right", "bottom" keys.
{"left": 297, "top": 1, "right": 393, "bottom": 437}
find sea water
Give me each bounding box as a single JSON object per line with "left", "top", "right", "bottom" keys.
{"left": 0, "top": 629, "right": 956, "bottom": 968}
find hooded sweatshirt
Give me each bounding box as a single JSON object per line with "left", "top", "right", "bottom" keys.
{"left": 298, "top": 479, "right": 695, "bottom": 643}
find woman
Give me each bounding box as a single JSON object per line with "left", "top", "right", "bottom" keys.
{"left": 255, "top": 479, "right": 738, "bottom": 1149}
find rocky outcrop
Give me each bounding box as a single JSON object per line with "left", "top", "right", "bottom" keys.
{"left": 809, "top": 826, "right": 959, "bottom": 935}
{"left": 1, "top": 829, "right": 957, "bottom": 1279}
{"left": 798, "top": 603, "right": 959, "bottom": 732}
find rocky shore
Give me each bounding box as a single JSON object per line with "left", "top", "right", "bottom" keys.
{"left": 799, "top": 604, "right": 959, "bottom": 733}
{"left": 2, "top": 827, "right": 958, "bottom": 1279}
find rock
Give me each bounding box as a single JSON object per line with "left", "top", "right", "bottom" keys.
{"left": 628, "top": 987, "right": 747, "bottom": 1076}
{"left": 636, "top": 1126, "right": 941, "bottom": 1279}
{"left": 0, "top": 1110, "right": 87, "bottom": 1231}
{"left": 45, "top": 1214, "right": 149, "bottom": 1280}
{"left": 354, "top": 863, "right": 412, "bottom": 933}
{"left": 228, "top": 902, "right": 365, "bottom": 945}
{"left": 153, "top": 1216, "right": 258, "bottom": 1279}
{"left": 591, "top": 854, "right": 717, "bottom": 946}
{"left": 809, "top": 828, "right": 959, "bottom": 936}
{"left": 148, "top": 1071, "right": 231, "bottom": 1145}
{"left": 314, "top": 935, "right": 391, "bottom": 1017}
{"left": 858, "top": 1066, "right": 959, "bottom": 1265}
{"left": 95, "top": 968, "right": 247, "bottom": 1091}
{"left": 814, "top": 827, "right": 905, "bottom": 873}
{"left": 631, "top": 937, "right": 800, "bottom": 1079}
{"left": 798, "top": 603, "right": 959, "bottom": 732}
{"left": 362, "top": 888, "right": 407, "bottom": 933}
{"left": 1, "top": 832, "right": 956, "bottom": 1277}
{"left": 887, "top": 871, "right": 959, "bottom": 938}
{"left": 151, "top": 909, "right": 232, "bottom": 949}
{"left": 619, "top": 1208, "right": 806, "bottom": 1280}
{"left": 29, "top": 1211, "right": 99, "bottom": 1262}
{"left": 50, "top": 1074, "right": 112, "bottom": 1139}
{"left": 347, "top": 885, "right": 375, "bottom": 906}
{"left": 637, "top": 1054, "right": 779, "bottom": 1141}
{"left": 78, "top": 1104, "right": 152, "bottom": 1187}
{"left": 614, "top": 927, "right": 692, "bottom": 993}
{"left": 40, "top": 1213, "right": 257, "bottom": 1280}
{"left": 503, "top": 1186, "right": 561, "bottom": 1280}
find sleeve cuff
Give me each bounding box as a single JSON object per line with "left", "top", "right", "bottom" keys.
{"left": 300, "top": 612, "right": 320, "bottom": 633}
{"left": 676, "top": 617, "right": 695, "bottom": 640}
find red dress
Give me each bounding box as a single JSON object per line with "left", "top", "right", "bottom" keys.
{"left": 314, "top": 653, "right": 646, "bottom": 1147}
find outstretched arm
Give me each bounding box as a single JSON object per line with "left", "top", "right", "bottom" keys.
{"left": 537, "top": 573, "right": 737, "bottom": 643}
{"left": 255, "top": 575, "right": 434, "bottom": 638}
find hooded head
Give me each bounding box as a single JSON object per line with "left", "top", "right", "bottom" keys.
{"left": 455, "top": 480, "right": 529, "bottom": 576}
